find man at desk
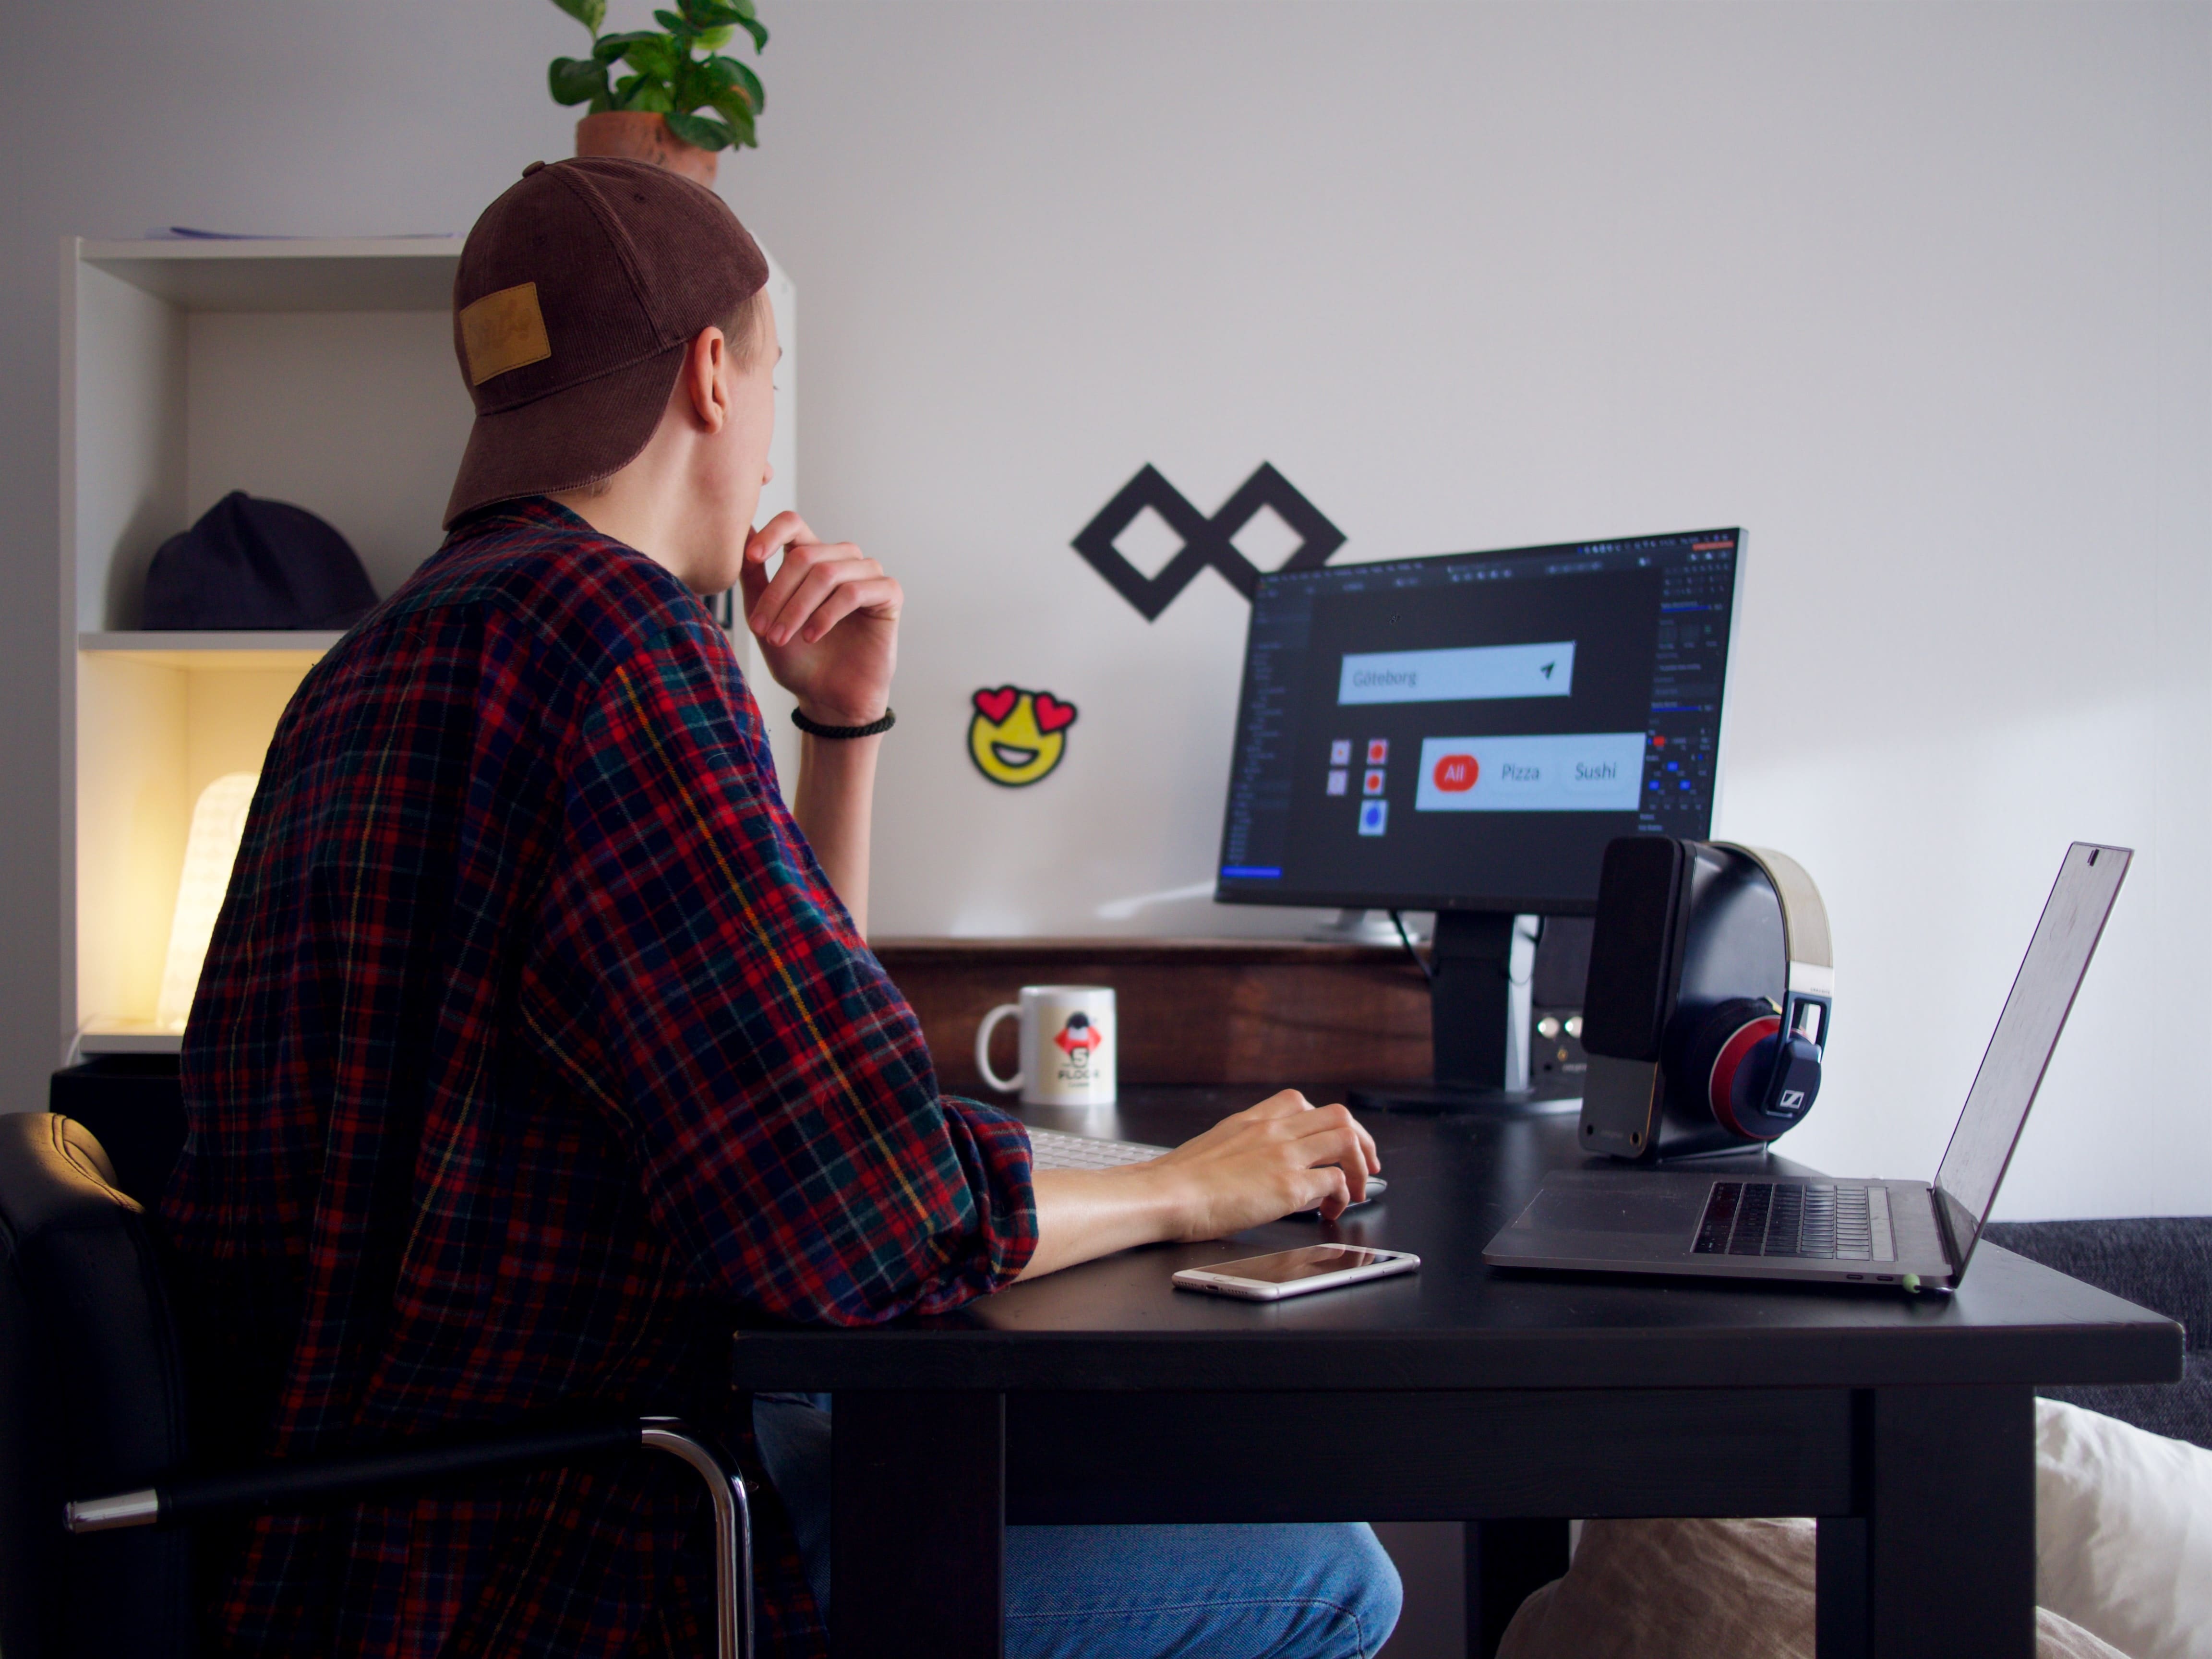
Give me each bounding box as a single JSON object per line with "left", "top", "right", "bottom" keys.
{"left": 161, "top": 159, "right": 1399, "bottom": 1658}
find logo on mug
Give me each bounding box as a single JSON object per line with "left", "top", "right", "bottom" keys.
{"left": 1054, "top": 1012, "right": 1103, "bottom": 1080}
{"left": 1054, "top": 1012, "right": 1102, "bottom": 1058}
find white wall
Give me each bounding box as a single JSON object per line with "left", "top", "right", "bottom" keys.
{"left": 733, "top": 1, "right": 2212, "bottom": 1221}
{"left": 1, "top": 2, "right": 2205, "bottom": 1219}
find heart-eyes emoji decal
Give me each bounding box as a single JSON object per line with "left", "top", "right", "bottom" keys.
{"left": 968, "top": 685, "right": 1079, "bottom": 787}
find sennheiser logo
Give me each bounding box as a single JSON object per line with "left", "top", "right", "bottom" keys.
{"left": 1072, "top": 464, "right": 1346, "bottom": 622}
{"left": 1779, "top": 1089, "right": 1806, "bottom": 1112}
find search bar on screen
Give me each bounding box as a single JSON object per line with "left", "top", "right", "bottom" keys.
{"left": 1337, "top": 642, "right": 1576, "bottom": 705}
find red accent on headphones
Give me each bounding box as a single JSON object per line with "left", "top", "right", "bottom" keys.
{"left": 1707, "top": 1013, "right": 1781, "bottom": 1139}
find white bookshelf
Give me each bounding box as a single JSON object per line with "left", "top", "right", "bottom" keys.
{"left": 62, "top": 235, "right": 797, "bottom": 1056}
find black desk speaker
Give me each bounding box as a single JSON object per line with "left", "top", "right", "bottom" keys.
{"left": 1578, "top": 837, "right": 1834, "bottom": 1161}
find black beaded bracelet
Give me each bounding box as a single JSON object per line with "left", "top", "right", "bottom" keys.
{"left": 791, "top": 706, "right": 896, "bottom": 740}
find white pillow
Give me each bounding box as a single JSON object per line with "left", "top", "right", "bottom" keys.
{"left": 2036, "top": 1397, "right": 2212, "bottom": 1659}
{"left": 1496, "top": 1515, "right": 2125, "bottom": 1659}
{"left": 1493, "top": 1399, "right": 2212, "bottom": 1659}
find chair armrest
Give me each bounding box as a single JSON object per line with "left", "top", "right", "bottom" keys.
{"left": 68, "top": 1417, "right": 641, "bottom": 1532}
{"left": 65, "top": 1416, "right": 753, "bottom": 1659}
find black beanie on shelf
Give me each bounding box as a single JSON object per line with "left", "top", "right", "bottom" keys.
{"left": 141, "top": 491, "right": 378, "bottom": 630}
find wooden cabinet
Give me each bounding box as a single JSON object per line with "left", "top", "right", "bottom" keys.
{"left": 873, "top": 938, "right": 1434, "bottom": 1093}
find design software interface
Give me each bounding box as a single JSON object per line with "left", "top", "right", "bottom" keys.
{"left": 1215, "top": 529, "right": 1740, "bottom": 912}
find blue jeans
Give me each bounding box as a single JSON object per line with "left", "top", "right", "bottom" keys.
{"left": 754, "top": 1394, "right": 1401, "bottom": 1659}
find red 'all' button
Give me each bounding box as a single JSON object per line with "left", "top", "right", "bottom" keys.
{"left": 1432, "top": 754, "right": 1479, "bottom": 792}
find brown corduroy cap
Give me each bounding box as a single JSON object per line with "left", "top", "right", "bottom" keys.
{"left": 443, "top": 156, "right": 769, "bottom": 528}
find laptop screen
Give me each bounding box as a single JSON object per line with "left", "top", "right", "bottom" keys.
{"left": 1933, "top": 842, "right": 2130, "bottom": 1267}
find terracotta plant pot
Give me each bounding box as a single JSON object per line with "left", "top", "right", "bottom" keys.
{"left": 575, "top": 110, "right": 717, "bottom": 187}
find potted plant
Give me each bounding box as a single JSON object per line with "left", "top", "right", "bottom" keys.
{"left": 546, "top": 0, "right": 768, "bottom": 186}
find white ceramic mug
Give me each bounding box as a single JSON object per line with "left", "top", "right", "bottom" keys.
{"left": 974, "top": 985, "right": 1118, "bottom": 1106}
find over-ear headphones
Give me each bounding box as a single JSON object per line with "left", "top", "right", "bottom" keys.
{"left": 1676, "top": 995, "right": 1821, "bottom": 1140}
{"left": 1580, "top": 838, "right": 1833, "bottom": 1161}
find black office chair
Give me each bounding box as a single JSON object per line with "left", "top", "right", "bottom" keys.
{"left": 0, "top": 1111, "right": 752, "bottom": 1658}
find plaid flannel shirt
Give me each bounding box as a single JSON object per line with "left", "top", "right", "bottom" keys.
{"left": 160, "top": 498, "right": 1037, "bottom": 1658}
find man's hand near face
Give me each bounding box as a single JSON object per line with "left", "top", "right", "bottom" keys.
{"left": 722, "top": 510, "right": 902, "bottom": 936}
{"left": 741, "top": 511, "right": 901, "bottom": 728}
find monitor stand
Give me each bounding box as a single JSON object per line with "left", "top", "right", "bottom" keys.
{"left": 1349, "top": 912, "right": 1575, "bottom": 1117}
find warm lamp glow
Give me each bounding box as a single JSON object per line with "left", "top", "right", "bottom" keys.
{"left": 156, "top": 772, "right": 259, "bottom": 1033}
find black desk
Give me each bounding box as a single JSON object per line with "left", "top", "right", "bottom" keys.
{"left": 729, "top": 1088, "right": 2183, "bottom": 1659}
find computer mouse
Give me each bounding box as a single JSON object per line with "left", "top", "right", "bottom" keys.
{"left": 1295, "top": 1175, "right": 1387, "bottom": 1217}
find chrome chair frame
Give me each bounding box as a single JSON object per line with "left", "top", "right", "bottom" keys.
{"left": 66, "top": 1414, "right": 753, "bottom": 1659}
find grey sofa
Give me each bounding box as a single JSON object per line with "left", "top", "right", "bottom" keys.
{"left": 1984, "top": 1219, "right": 2211, "bottom": 1449}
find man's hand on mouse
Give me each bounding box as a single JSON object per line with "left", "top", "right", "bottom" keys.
{"left": 1015, "top": 1094, "right": 1382, "bottom": 1281}
{"left": 1146, "top": 1092, "right": 1382, "bottom": 1235}
{"left": 742, "top": 511, "right": 901, "bottom": 726}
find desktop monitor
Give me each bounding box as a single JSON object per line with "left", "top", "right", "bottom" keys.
{"left": 1214, "top": 527, "right": 1744, "bottom": 1109}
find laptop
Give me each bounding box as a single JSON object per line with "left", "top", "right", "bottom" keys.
{"left": 1483, "top": 842, "right": 2128, "bottom": 1292}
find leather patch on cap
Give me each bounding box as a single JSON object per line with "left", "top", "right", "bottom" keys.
{"left": 459, "top": 282, "right": 552, "bottom": 385}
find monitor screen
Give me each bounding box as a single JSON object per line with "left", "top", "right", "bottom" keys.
{"left": 1215, "top": 528, "right": 1742, "bottom": 915}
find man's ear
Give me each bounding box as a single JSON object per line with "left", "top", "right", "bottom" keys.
{"left": 681, "top": 325, "right": 729, "bottom": 434}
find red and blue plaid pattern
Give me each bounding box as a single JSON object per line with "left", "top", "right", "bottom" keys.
{"left": 160, "top": 499, "right": 1036, "bottom": 1658}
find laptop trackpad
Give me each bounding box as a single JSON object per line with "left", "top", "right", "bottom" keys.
{"left": 1525, "top": 1184, "right": 1703, "bottom": 1236}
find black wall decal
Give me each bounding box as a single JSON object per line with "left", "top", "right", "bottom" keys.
{"left": 1072, "top": 463, "right": 1346, "bottom": 621}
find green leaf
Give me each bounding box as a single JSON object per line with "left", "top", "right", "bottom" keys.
{"left": 548, "top": 56, "right": 612, "bottom": 107}
{"left": 670, "top": 58, "right": 703, "bottom": 112}
{"left": 695, "top": 24, "right": 733, "bottom": 50}
{"left": 548, "top": 0, "right": 606, "bottom": 32}
{"left": 705, "top": 55, "right": 764, "bottom": 112}
{"left": 691, "top": 0, "right": 765, "bottom": 47}
{"left": 664, "top": 110, "right": 734, "bottom": 151}
{"left": 594, "top": 29, "right": 656, "bottom": 61}
{"left": 709, "top": 92, "right": 757, "bottom": 144}
{"left": 622, "top": 36, "right": 679, "bottom": 80}
{"left": 631, "top": 81, "right": 676, "bottom": 113}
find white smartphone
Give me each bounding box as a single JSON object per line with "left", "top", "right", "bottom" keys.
{"left": 1172, "top": 1244, "right": 1420, "bottom": 1301}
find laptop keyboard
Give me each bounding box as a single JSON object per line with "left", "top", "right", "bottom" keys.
{"left": 1694, "top": 1181, "right": 1876, "bottom": 1260}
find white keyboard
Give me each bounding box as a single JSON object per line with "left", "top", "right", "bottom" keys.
{"left": 1024, "top": 1127, "right": 1387, "bottom": 1204}
{"left": 1026, "top": 1128, "right": 1172, "bottom": 1170}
